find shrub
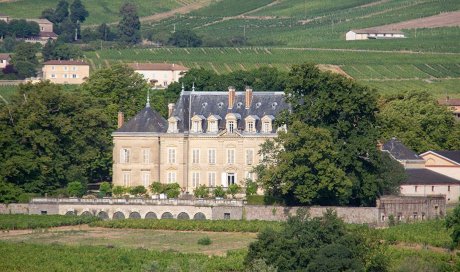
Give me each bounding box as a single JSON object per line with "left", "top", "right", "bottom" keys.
{"left": 227, "top": 184, "right": 241, "bottom": 198}
{"left": 245, "top": 179, "right": 258, "bottom": 196}
{"left": 129, "top": 185, "right": 147, "bottom": 197}
{"left": 197, "top": 236, "right": 212, "bottom": 245}
{"left": 165, "top": 183, "right": 181, "bottom": 199}
{"left": 194, "top": 185, "right": 210, "bottom": 198}
{"left": 213, "top": 186, "right": 226, "bottom": 198}
{"left": 112, "top": 186, "right": 126, "bottom": 197}
{"left": 98, "top": 182, "right": 111, "bottom": 197}
{"left": 67, "top": 181, "right": 86, "bottom": 197}
{"left": 150, "top": 182, "right": 163, "bottom": 194}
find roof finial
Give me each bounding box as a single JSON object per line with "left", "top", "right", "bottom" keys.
{"left": 146, "top": 89, "right": 150, "bottom": 108}
{"left": 192, "top": 82, "right": 195, "bottom": 92}
{"left": 181, "top": 82, "right": 185, "bottom": 92}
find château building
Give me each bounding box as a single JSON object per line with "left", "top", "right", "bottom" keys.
{"left": 112, "top": 86, "right": 289, "bottom": 193}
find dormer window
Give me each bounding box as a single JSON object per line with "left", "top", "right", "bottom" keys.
{"left": 167, "top": 116, "right": 180, "bottom": 133}
{"left": 207, "top": 115, "right": 221, "bottom": 133}
{"left": 261, "top": 115, "right": 275, "bottom": 133}
{"left": 245, "top": 115, "right": 259, "bottom": 133}
{"left": 191, "top": 115, "right": 205, "bottom": 133}
{"left": 225, "top": 113, "right": 241, "bottom": 134}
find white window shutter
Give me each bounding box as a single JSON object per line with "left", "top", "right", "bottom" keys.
{"left": 221, "top": 173, "right": 227, "bottom": 187}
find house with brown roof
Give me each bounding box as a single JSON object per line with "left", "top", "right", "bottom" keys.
{"left": 382, "top": 138, "right": 460, "bottom": 203}
{"left": 346, "top": 29, "right": 405, "bottom": 41}
{"left": 438, "top": 97, "right": 460, "bottom": 120}
{"left": 42, "top": 60, "right": 89, "bottom": 84}
{"left": 25, "top": 18, "right": 57, "bottom": 43}
{"left": 0, "top": 53, "right": 11, "bottom": 69}
{"left": 128, "top": 63, "right": 188, "bottom": 88}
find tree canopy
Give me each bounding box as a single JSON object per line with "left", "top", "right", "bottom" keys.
{"left": 256, "top": 63, "right": 405, "bottom": 206}
{"left": 168, "top": 29, "right": 202, "bottom": 47}
{"left": 378, "top": 90, "right": 460, "bottom": 153}
{"left": 117, "top": 3, "right": 141, "bottom": 44}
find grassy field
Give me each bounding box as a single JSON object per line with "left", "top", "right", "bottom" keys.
{"left": 0, "top": 0, "right": 199, "bottom": 25}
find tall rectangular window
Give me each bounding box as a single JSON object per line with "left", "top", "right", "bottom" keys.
{"left": 246, "top": 149, "right": 254, "bottom": 165}
{"left": 142, "top": 171, "right": 150, "bottom": 187}
{"left": 168, "top": 148, "right": 176, "bottom": 164}
{"left": 208, "top": 172, "right": 216, "bottom": 187}
{"left": 142, "top": 148, "right": 150, "bottom": 164}
{"left": 192, "top": 149, "right": 200, "bottom": 164}
{"left": 208, "top": 149, "right": 216, "bottom": 164}
{"left": 123, "top": 171, "right": 131, "bottom": 187}
{"left": 227, "top": 149, "right": 235, "bottom": 164}
{"left": 192, "top": 172, "right": 200, "bottom": 188}
{"left": 167, "top": 172, "right": 176, "bottom": 184}
{"left": 228, "top": 121, "right": 235, "bottom": 133}
{"left": 263, "top": 122, "right": 270, "bottom": 133}
{"left": 120, "top": 148, "right": 130, "bottom": 163}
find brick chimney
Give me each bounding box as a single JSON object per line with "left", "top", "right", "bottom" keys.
{"left": 117, "top": 112, "right": 124, "bottom": 128}
{"left": 245, "top": 86, "right": 253, "bottom": 109}
{"left": 228, "top": 86, "right": 236, "bottom": 109}
{"left": 168, "top": 103, "right": 175, "bottom": 117}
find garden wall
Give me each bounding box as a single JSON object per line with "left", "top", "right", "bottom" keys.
{"left": 0, "top": 203, "right": 29, "bottom": 214}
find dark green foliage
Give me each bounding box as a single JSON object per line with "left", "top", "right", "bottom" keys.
{"left": 128, "top": 185, "right": 147, "bottom": 197}
{"left": 0, "top": 181, "right": 24, "bottom": 204}
{"left": 148, "top": 182, "right": 181, "bottom": 198}
{"left": 112, "top": 186, "right": 126, "bottom": 197}
{"left": 40, "top": 8, "right": 56, "bottom": 23}
{"left": 258, "top": 63, "right": 405, "bottom": 206}
{"left": 98, "top": 181, "right": 111, "bottom": 197}
{"left": 117, "top": 3, "right": 141, "bottom": 44}
{"left": 246, "top": 195, "right": 284, "bottom": 205}
{"left": 445, "top": 203, "right": 460, "bottom": 248}
{"left": 42, "top": 40, "right": 82, "bottom": 61}
{"left": 245, "top": 210, "right": 379, "bottom": 271}
{"left": 0, "top": 214, "right": 99, "bottom": 230}
{"left": 10, "top": 42, "right": 39, "bottom": 78}
{"left": 197, "top": 236, "right": 212, "bottom": 245}
{"left": 69, "top": 0, "right": 89, "bottom": 23}
{"left": 4, "top": 19, "right": 39, "bottom": 38}
{"left": 0, "top": 82, "right": 112, "bottom": 195}
{"left": 81, "top": 64, "right": 148, "bottom": 123}
{"left": 67, "top": 181, "right": 86, "bottom": 197}
{"left": 13, "top": 61, "right": 36, "bottom": 78}
{"left": 90, "top": 219, "right": 283, "bottom": 233}
{"left": 378, "top": 90, "right": 460, "bottom": 153}
{"left": 168, "top": 29, "right": 202, "bottom": 47}
{"left": 54, "top": 0, "right": 70, "bottom": 23}
{"left": 194, "top": 184, "right": 210, "bottom": 198}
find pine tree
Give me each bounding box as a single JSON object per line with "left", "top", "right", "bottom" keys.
{"left": 117, "top": 3, "right": 141, "bottom": 44}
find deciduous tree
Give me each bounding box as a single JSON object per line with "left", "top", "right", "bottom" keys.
{"left": 117, "top": 3, "right": 141, "bottom": 44}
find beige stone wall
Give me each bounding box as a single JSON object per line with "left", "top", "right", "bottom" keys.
{"left": 400, "top": 184, "right": 460, "bottom": 203}
{"left": 0, "top": 204, "right": 29, "bottom": 214}
{"left": 112, "top": 135, "right": 161, "bottom": 188}
{"left": 135, "top": 69, "right": 185, "bottom": 87}
{"left": 42, "top": 64, "right": 89, "bottom": 84}
{"left": 422, "top": 153, "right": 457, "bottom": 166}
{"left": 38, "top": 23, "right": 53, "bottom": 33}
{"left": 113, "top": 132, "right": 275, "bottom": 193}
{"left": 425, "top": 167, "right": 460, "bottom": 180}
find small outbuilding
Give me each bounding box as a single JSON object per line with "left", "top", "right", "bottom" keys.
{"left": 346, "top": 29, "right": 405, "bottom": 41}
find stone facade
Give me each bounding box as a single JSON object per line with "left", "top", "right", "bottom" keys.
{"left": 112, "top": 88, "right": 288, "bottom": 193}
{"left": 0, "top": 203, "right": 29, "bottom": 214}
{"left": 128, "top": 63, "right": 188, "bottom": 88}
{"left": 42, "top": 60, "right": 90, "bottom": 84}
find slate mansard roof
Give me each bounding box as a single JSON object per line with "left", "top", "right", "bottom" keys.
{"left": 382, "top": 138, "right": 424, "bottom": 162}
{"left": 171, "top": 91, "right": 289, "bottom": 133}
{"left": 116, "top": 107, "right": 167, "bottom": 133}
{"left": 115, "top": 90, "right": 289, "bottom": 134}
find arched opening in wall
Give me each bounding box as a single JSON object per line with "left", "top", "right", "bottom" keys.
{"left": 98, "top": 211, "right": 109, "bottom": 220}
{"left": 161, "top": 212, "right": 174, "bottom": 219}
{"left": 177, "top": 212, "right": 190, "bottom": 220}
{"left": 80, "top": 211, "right": 92, "bottom": 217}
{"left": 65, "top": 211, "right": 75, "bottom": 216}
{"left": 193, "top": 212, "right": 206, "bottom": 220}
{"left": 113, "top": 211, "right": 125, "bottom": 220}
{"left": 129, "top": 212, "right": 141, "bottom": 219}
{"left": 145, "top": 212, "right": 157, "bottom": 219}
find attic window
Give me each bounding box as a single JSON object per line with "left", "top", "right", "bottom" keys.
{"left": 218, "top": 102, "right": 224, "bottom": 108}
{"left": 272, "top": 102, "right": 278, "bottom": 109}
{"left": 202, "top": 102, "right": 208, "bottom": 108}
{"left": 237, "top": 102, "right": 243, "bottom": 108}
{"left": 256, "top": 102, "right": 262, "bottom": 108}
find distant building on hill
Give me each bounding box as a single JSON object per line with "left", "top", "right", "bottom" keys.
{"left": 25, "top": 18, "right": 58, "bottom": 43}
{"left": 128, "top": 63, "right": 188, "bottom": 88}
{"left": 0, "top": 53, "right": 11, "bottom": 69}
{"left": 42, "top": 60, "right": 89, "bottom": 84}
{"left": 346, "top": 29, "right": 405, "bottom": 40}
{"left": 382, "top": 138, "right": 460, "bottom": 203}
{"left": 438, "top": 97, "right": 460, "bottom": 120}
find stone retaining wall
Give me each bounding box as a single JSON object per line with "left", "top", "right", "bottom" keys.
{"left": 0, "top": 204, "right": 29, "bottom": 214}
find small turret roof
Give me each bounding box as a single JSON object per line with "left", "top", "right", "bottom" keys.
{"left": 116, "top": 107, "right": 167, "bottom": 133}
